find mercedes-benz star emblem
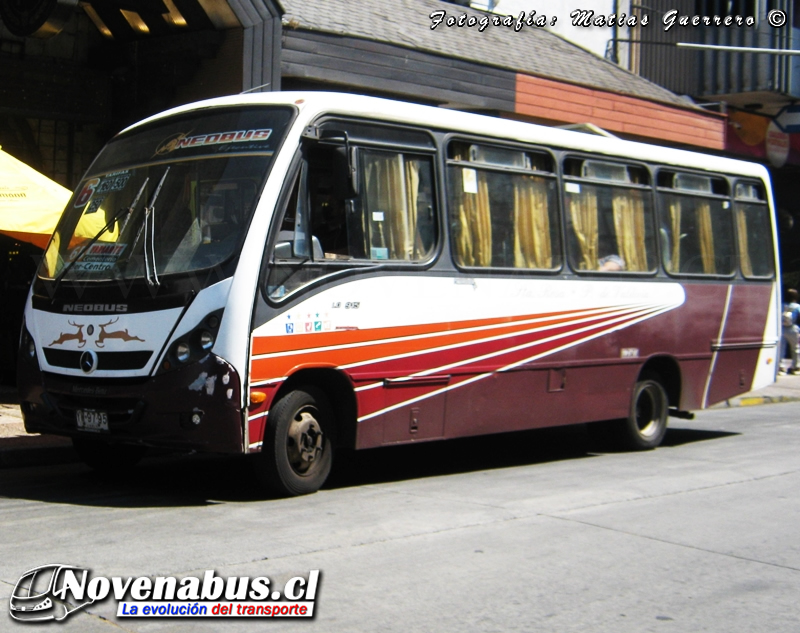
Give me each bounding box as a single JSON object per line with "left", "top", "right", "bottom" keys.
{"left": 80, "top": 350, "right": 98, "bottom": 374}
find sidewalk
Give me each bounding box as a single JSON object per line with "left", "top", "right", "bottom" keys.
{"left": 0, "top": 386, "right": 75, "bottom": 468}
{"left": 2, "top": 373, "right": 800, "bottom": 469}
{"left": 713, "top": 371, "right": 800, "bottom": 408}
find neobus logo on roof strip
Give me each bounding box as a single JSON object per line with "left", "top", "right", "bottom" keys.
{"left": 9, "top": 564, "right": 320, "bottom": 622}
{"left": 155, "top": 129, "right": 272, "bottom": 155}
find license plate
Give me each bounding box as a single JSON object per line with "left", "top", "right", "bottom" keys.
{"left": 76, "top": 409, "right": 109, "bottom": 433}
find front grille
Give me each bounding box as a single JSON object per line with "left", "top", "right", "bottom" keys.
{"left": 43, "top": 348, "right": 153, "bottom": 370}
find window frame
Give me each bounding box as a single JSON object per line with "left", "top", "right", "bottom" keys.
{"left": 655, "top": 168, "right": 737, "bottom": 280}
{"left": 732, "top": 177, "right": 776, "bottom": 281}
{"left": 562, "top": 155, "right": 658, "bottom": 277}
{"left": 445, "top": 136, "right": 563, "bottom": 275}
{"left": 262, "top": 120, "right": 442, "bottom": 305}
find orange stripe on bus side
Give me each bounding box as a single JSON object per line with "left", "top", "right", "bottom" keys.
{"left": 250, "top": 307, "right": 594, "bottom": 356}
{"left": 248, "top": 307, "right": 625, "bottom": 383}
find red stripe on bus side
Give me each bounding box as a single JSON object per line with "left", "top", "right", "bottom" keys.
{"left": 249, "top": 306, "right": 628, "bottom": 383}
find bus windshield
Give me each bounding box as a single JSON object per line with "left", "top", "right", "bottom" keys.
{"left": 39, "top": 106, "right": 294, "bottom": 282}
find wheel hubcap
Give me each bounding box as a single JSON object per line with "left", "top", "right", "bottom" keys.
{"left": 287, "top": 410, "right": 324, "bottom": 474}
{"left": 635, "top": 385, "right": 661, "bottom": 438}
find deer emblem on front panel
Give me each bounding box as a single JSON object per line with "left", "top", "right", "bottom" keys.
{"left": 50, "top": 321, "right": 87, "bottom": 347}
{"left": 95, "top": 317, "right": 145, "bottom": 347}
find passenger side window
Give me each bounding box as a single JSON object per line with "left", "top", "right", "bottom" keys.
{"left": 350, "top": 150, "right": 436, "bottom": 261}
{"left": 563, "top": 159, "right": 656, "bottom": 273}
{"left": 657, "top": 172, "right": 735, "bottom": 276}
{"left": 447, "top": 141, "right": 561, "bottom": 270}
{"left": 266, "top": 142, "right": 437, "bottom": 300}
{"left": 734, "top": 181, "right": 774, "bottom": 279}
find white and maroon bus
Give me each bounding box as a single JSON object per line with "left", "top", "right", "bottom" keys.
{"left": 18, "top": 93, "right": 780, "bottom": 495}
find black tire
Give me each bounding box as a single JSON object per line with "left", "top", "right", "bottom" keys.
{"left": 72, "top": 436, "right": 147, "bottom": 472}
{"left": 616, "top": 378, "right": 669, "bottom": 450}
{"left": 258, "top": 387, "right": 334, "bottom": 496}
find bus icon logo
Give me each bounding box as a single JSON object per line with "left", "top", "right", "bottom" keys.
{"left": 10, "top": 564, "right": 95, "bottom": 622}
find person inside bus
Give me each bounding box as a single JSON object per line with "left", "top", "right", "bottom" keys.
{"left": 598, "top": 254, "right": 626, "bottom": 272}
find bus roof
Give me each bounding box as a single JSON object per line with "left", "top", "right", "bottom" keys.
{"left": 121, "top": 91, "right": 768, "bottom": 180}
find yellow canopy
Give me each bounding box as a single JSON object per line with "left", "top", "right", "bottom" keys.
{"left": 0, "top": 146, "right": 72, "bottom": 250}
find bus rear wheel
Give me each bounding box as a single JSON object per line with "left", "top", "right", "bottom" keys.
{"left": 72, "top": 436, "right": 147, "bottom": 472}
{"left": 259, "top": 387, "right": 334, "bottom": 496}
{"left": 617, "top": 378, "right": 668, "bottom": 450}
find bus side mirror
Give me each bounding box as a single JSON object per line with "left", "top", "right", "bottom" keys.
{"left": 274, "top": 240, "right": 293, "bottom": 260}
{"left": 331, "top": 145, "right": 359, "bottom": 200}
{"left": 302, "top": 127, "right": 359, "bottom": 199}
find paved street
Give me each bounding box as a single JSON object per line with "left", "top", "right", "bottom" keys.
{"left": 0, "top": 400, "right": 798, "bottom": 632}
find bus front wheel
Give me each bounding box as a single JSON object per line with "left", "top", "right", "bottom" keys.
{"left": 259, "top": 387, "right": 334, "bottom": 496}
{"left": 617, "top": 378, "right": 668, "bottom": 450}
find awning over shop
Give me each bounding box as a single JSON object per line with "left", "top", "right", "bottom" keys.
{"left": 0, "top": 146, "right": 71, "bottom": 250}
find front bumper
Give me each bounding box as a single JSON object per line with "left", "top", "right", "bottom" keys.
{"left": 18, "top": 353, "right": 244, "bottom": 454}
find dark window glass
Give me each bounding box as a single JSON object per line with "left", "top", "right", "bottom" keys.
{"left": 735, "top": 201, "right": 775, "bottom": 278}
{"left": 565, "top": 183, "right": 657, "bottom": 273}
{"left": 659, "top": 193, "right": 735, "bottom": 276}
{"left": 447, "top": 142, "right": 560, "bottom": 270}
{"left": 40, "top": 107, "right": 293, "bottom": 282}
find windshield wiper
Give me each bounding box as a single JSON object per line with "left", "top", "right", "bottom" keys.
{"left": 117, "top": 177, "right": 149, "bottom": 236}
{"left": 142, "top": 167, "right": 170, "bottom": 286}
{"left": 50, "top": 177, "right": 150, "bottom": 298}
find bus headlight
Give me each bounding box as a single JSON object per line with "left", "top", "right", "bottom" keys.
{"left": 20, "top": 325, "right": 39, "bottom": 367}
{"left": 199, "top": 331, "right": 214, "bottom": 350}
{"left": 159, "top": 309, "right": 224, "bottom": 374}
{"left": 175, "top": 342, "right": 191, "bottom": 363}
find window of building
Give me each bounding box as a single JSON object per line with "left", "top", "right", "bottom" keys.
{"left": 694, "top": 0, "right": 756, "bottom": 19}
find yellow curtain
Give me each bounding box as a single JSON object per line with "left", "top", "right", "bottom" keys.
{"left": 403, "top": 160, "right": 420, "bottom": 259}
{"left": 513, "top": 176, "right": 552, "bottom": 269}
{"left": 612, "top": 189, "right": 648, "bottom": 271}
{"left": 568, "top": 189, "right": 598, "bottom": 270}
{"left": 363, "top": 153, "right": 405, "bottom": 259}
{"left": 361, "top": 154, "right": 427, "bottom": 261}
{"left": 456, "top": 168, "right": 492, "bottom": 267}
{"left": 697, "top": 200, "right": 715, "bottom": 273}
{"left": 668, "top": 199, "right": 681, "bottom": 273}
{"left": 736, "top": 205, "right": 753, "bottom": 277}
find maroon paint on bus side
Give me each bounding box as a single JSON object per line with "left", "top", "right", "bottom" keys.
{"left": 352, "top": 281, "right": 773, "bottom": 449}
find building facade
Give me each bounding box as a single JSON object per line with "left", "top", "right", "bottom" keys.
{"left": 0, "top": 0, "right": 726, "bottom": 189}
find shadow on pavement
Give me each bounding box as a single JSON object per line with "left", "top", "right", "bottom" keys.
{"left": 0, "top": 423, "right": 736, "bottom": 508}
{"left": 660, "top": 427, "right": 739, "bottom": 447}
{"left": 328, "top": 424, "right": 594, "bottom": 489}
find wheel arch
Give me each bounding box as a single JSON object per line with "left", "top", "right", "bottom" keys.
{"left": 272, "top": 367, "right": 358, "bottom": 449}
{"left": 638, "top": 355, "right": 682, "bottom": 408}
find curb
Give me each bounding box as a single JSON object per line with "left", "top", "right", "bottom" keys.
{"left": 715, "top": 394, "right": 800, "bottom": 408}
